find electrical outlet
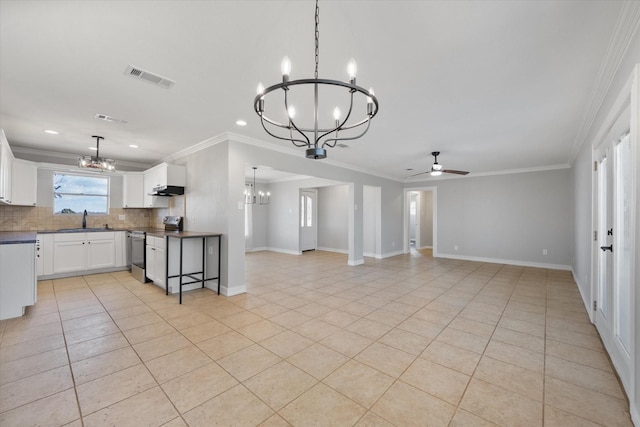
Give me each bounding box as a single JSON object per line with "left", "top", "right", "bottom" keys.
{"left": 208, "top": 246, "right": 213, "bottom": 255}
{"left": 543, "top": 249, "right": 548, "bottom": 255}
{"left": 454, "top": 245, "right": 459, "bottom": 251}
{"left": 118, "top": 214, "right": 125, "bottom": 221}
{"left": 190, "top": 216, "right": 196, "bottom": 224}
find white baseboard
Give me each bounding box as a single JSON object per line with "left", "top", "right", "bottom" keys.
{"left": 38, "top": 266, "right": 129, "bottom": 280}
{"left": 245, "top": 247, "right": 269, "bottom": 253}
{"left": 418, "top": 245, "right": 433, "bottom": 250}
{"left": 348, "top": 259, "right": 364, "bottom": 266}
{"left": 572, "top": 268, "right": 594, "bottom": 323}
{"left": 631, "top": 401, "right": 639, "bottom": 427}
{"left": 317, "top": 246, "right": 349, "bottom": 255}
{"left": 363, "top": 252, "right": 381, "bottom": 259}
{"left": 380, "top": 250, "right": 404, "bottom": 259}
{"left": 220, "top": 283, "right": 246, "bottom": 297}
{"left": 436, "top": 253, "right": 572, "bottom": 271}
{"left": 263, "top": 247, "right": 302, "bottom": 256}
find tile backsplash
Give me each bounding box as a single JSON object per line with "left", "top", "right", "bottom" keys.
{"left": 0, "top": 194, "right": 187, "bottom": 232}
{"left": 0, "top": 205, "right": 155, "bottom": 232}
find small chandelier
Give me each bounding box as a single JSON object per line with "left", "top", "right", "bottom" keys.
{"left": 245, "top": 167, "right": 270, "bottom": 205}
{"left": 254, "top": 0, "right": 379, "bottom": 160}
{"left": 78, "top": 135, "right": 115, "bottom": 171}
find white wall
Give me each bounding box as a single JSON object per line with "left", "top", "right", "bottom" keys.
{"left": 571, "top": 141, "right": 594, "bottom": 308}
{"left": 317, "top": 185, "right": 349, "bottom": 252}
{"left": 173, "top": 141, "right": 236, "bottom": 294}
{"left": 408, "top": 168, "right": 573, "bottom": 268}
{"left": 419, "top": 190, "right": 433, "bottom": 248}
{"left": 363, "top": 185, "right": 381, "bottom": 257}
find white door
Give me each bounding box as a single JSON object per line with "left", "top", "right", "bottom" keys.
{"left": 300, "top": 190, "right": 317, "bottom": 252}
{"left": 595, "top": 129, "right": 633, "bottom": 394}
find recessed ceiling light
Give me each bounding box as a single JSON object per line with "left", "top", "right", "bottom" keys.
{"left": 236, "top": 120, "right": 247, "bottom": 126}
{"left": 89, "top": 147, "right": 98, "bottom": 151}
{"left": 405, "top": 168, "right": 413, "bottom": 171}
{"left": 44, "top": 129, "right": 59, "bottom": 134}
{"left": 129, "top": 144, "right": 139, "bottom": 148}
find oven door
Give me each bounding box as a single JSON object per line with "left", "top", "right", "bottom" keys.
{"left": 131, "top": 232, "right": 146, "bottom": 269}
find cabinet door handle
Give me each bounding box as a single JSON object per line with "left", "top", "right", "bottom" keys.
{"left": 600, "top": 245, "right": 613, "bottom": 252}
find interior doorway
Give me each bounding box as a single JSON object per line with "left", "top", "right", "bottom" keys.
{"left": 594, "top": 126, "right": 634, "bottom": 396}
{"left": 404, "top": 187, "right": 436, "bottom": 255}
{"left": 299, "top": 189, "right": 317, "bottom": 252}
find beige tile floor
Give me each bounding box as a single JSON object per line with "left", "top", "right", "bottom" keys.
{"left": 0, "top": 249, "right": 633, "bottom": 426}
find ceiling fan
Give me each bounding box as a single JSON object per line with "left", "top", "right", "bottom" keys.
{"left": 406, "top": 151, "right": 470, "bottom": 178}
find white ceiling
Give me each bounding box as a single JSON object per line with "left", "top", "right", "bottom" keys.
{"left": 0, "top": 1, "right": 629, "bottom": 180}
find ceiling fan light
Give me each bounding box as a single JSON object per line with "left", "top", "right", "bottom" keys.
{"left": 431, "top": 170, "right": 442, "bottom": 176}
{"left": 432, "top": 164, "right": 443, "bottom": 171}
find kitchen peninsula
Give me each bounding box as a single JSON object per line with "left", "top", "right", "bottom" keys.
{"left": 146, "top": 229, "right": 222, "bottom": 304}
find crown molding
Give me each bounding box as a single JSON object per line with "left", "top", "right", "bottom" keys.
{"left": 568, "top": 0, "right": 640, "bottom": 165}
{"left": 403, "top": 163, "right": 571, "bottom": 184}
{"left": 10, "top": 146, "right": 152, "bottom": 170}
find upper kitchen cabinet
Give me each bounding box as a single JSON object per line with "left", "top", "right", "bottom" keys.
{"left": 122, "top": 172, "right": 145, "bottom": 208}
{"left": 0, "top": 130, "right": 14, "bottom": 204}
{"left": 11, "top": 159, "right": 37, "bottom": 206}
{"left": 143, "top": 163, "right": 186, "bottom": 208}
{"left": 0, "top": 130, "right": 38, "bottom": 206}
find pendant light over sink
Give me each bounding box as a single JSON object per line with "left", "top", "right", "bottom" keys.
{"left": 78, "top": 135, "right": 116, "bottom": 171}
{"left": 253, "top": 0, "right": 379, "bottom": 160}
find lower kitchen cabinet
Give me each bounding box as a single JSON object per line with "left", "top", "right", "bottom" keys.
{"left": 145, "top": 235, "right": 166, "bottom": 287}
{"left": 52, "top": 232, "right": 115, "bottom": 274}
{"left": 0, "top": 242, "right": 37, "bottom": 320}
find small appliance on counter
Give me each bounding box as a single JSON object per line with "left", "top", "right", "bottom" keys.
{"left": 163, "top": 216, "right": 184, "bottom": 231}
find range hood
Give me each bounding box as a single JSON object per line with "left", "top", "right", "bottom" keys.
{"left": 149, "top": 185, "right": 185, "bottom": 196}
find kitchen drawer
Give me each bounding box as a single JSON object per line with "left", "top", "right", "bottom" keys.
{"left": 147, "top": 235, "right": 166, "bottom": 249}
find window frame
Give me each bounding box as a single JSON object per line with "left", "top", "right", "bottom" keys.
{"left": 52, "top": 172, "right": 110, "bottom": 215}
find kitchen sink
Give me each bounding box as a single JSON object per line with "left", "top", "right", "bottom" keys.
{"left": 56, "top": 227, "right": 111, "bottom": 233}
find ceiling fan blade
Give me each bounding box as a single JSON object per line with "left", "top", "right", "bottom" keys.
{"left": 442, "top": 169, "right": 469, "bottom": 175}
{"left": 404, "top": 170, "right": 431, "bottom": 178}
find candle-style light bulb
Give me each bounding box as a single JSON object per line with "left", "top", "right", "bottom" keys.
{"left": 347, "top": 58, "right": 357, "bottom": 82}
{"left": 257, "top": 82, "right": 264, "bottom": 96}
{"left": 287, "top": 105, "right": 296, "bottom": 119}
{"left": 333, "top": 107, "right": 341, "bottom": 121}
{"left": 281, "top": 57, "right": 291, "bottom": 78}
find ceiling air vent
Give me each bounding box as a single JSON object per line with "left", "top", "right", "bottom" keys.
{"left": 94, "top": 113, "right": 128, "bottom": 124}
{"left": 124, "top": 65, "right": 176, "bottom": 89}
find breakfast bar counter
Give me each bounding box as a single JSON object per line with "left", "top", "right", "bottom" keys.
{"left": 146, "top": 230, "right": 222, "bottom": 304}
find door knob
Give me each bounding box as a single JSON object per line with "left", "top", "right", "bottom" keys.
{"left": 600, "top": 245, "right": 613, "bottom": 252}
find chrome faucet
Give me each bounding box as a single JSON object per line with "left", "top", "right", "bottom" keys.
{"left": 82, "top": 210, "right": 87, "bottom": 229}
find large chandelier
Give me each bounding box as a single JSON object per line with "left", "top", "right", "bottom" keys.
{"left": 254, "top": 0, "right": 379, "bottom": 160}
{"left": 78, "top": 135, "right": 115, "bottom": 171}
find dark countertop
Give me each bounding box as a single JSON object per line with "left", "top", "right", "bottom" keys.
{"left": 1, "top": 228, "right": 221, "bottom": 243}
{"left": 0, "top": 231, "right": 38, "bottom": 244}
{"left": 146, "top": 230, "right": 222, "bottom": 238}
{"left": 37, "top": 227, "right": 133, "bottom": 234}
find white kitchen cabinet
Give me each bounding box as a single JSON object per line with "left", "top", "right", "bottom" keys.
{"left": 0, "top": 243, "right": 37, "bottom": 320}
{"left": 11, "top": 159, "right": 37, "bottom": 206}
{"left": 122, "top": 173, "right": 144, "bottom": 208}
{"left": 52, "top": 232, "right": 115, "bottom": 274}
{"left": 142, "top": 163, "right": 185, "bottom": 208}
{"left": 87, "top": 234, "right": 115, "bottom": 269}
{"left": 37, "top": 233, "right": 54, "bottom": 276}
{"left": 143, "top": 167, "right": 169, "bottom": 208}
{"left": 0, "top": 129, "right": 14, "bottom": 205}
{"left": 114, "top": 231, "right": 128, "bottom": 267}
{"left": 53, "top": 235, "right": 87, "bottom": 274}
{"left": 145, "top": 235, "right": 166, "bottom": 287}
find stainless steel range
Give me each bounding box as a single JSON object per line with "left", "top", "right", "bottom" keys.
{"left": 130, "top": 230, "right": 149, "bottom": 283}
